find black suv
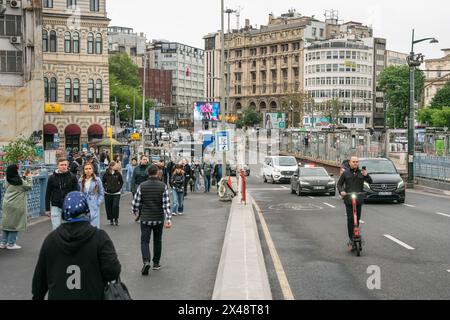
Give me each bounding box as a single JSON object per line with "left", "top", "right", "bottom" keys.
{"left": 359, "top": 158, "right": 406, "bottom": 204}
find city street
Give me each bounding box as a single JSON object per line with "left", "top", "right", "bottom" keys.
{"left": 0, "top": 191, "right": 230, "bottom": 300}
{"left": 248, "top": 163, "right": 450, "bottom": 300}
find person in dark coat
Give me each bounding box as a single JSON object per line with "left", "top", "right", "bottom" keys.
{"left": 102, "top": 161, "right": 124, "bottom": 226}
{"left": 32, "top": 192, "right": 121, "bottom": 300}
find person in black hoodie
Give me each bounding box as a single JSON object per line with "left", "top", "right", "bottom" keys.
{"left": 46, "top": 158, "right": 80, "bottom": 231}
{"left": 32, "top": 191, "right": 121, "bottom": 300}
{"left": 102, "top": 161, "right": 124, "bottom": 226}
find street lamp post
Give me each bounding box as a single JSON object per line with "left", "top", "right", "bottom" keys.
{"left": 407, "top": 29, "right": 438, "bottom": 187}
{"left": 141, "top": 55, "right": 147, "bottom": 155}
{"left": 220, "top": 0, "right": 226, "bottom": 180}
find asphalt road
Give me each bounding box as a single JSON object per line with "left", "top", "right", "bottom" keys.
{"left": 0, "top": 190, "right": 230, "bottom": 300}
{"left": 248, "top": 163, "right": 450, "bottom": 300}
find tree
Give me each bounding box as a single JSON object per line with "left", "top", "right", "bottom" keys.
{"left": 430, "top": 81, "right": 450, "bottom": 109}
{"left": 3, "top": 136, "right": 37, "bottom": 164}
{"left": 431, "top": 107, "right": 450, "bottom": 128}
{"left": 417, "top": 108, "right": 435, "bottom": 126}
{"left": 280, "top": 91, "right": 314, "bottom": 127}
{"left": 109, "top": 53, "right": 140, "bottom": 88}
{"left": 242, "top": 106, "right": 260, "bottom": 127}
{"left": 379, "top": 65, "right": 425, "bottom": 129}
{"left": 321, "top": 98, "right": 344, "bottom": 126}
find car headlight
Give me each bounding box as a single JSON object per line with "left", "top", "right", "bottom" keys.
{"left": 328, "top": 181, "right": 336, "bottom": 185}
{"left": 398, "top": 180, "right": 405, "bottom": 189}
{"left": 300, "top": 181, "right": 310, "bottom": 185}
{"left": 364, "top": 182, "right": 371, "bottom": 190}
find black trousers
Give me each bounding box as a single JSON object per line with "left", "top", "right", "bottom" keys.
{"left": 105, "top": 194, "right": 121, "bottom": 221}
{"left": 345, "top": 202, "right": 362, "bottom": 241}
{"left": 141, "top": 223, "right": 164, "bottom": 264}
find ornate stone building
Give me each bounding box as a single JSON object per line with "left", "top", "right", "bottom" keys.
{"left": 42, "top": 0, "right": 110, "bottom": 152}
{"left": 424, "top": 49, "right": 450, "bottom": 107}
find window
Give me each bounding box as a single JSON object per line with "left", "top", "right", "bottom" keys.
{"left": 88, "top": 79, "right": 94, "bottom": 103}
{"left": 87, "top": 33, "right": 94, "bottom": 54}
{"left": 67, "top": 0, "right": 77, "bottom": 9}
{"left": 50, "top": 31, "right": 57, "bottom": 52}
{"left": 0, "top": 15, "right": 22, "bottom": 36}
{"left": 65, "top": 79, "right": 72, "bottom": 102}
{"left": 64, "top": 32, "right": 71, "bottom": 53}
{"left": 73, "top": 32, "right": 79, "bottom": 53}
{"left": 90, "top": 0, "right": 99, "bottom": 11}
{"left": 73, "top": 79, "right": 80, "bottom": 103}
{"left": 50, "top": 78, "right": 57, "bottom": 102}
{"left": 0, "top": 51, "right": 23, "bottom": 73}
{"left": 95, "top": 34, "right": 102, "bottom": 54}
{"left": 43, "top": 0, "right": 53, "bottom": 8}
{"left": 42, "top": 30, "right": 48, "bottom": 52}
{"left": 44, "top": 78, "right": 49, "bottom": 102}
{"left": 96, "top": 79, "right": 103, "bottom": 103}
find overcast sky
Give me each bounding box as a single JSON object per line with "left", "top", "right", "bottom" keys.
{"left": 107, "top": 0, "right": 449, "bottom": 60}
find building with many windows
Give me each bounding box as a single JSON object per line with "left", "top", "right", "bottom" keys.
{"left": 146, "top": 40, "right": 205, "bottom": 128}
{"left": 424, "top": 49, "right": 450, "bottom": 107}
{"left": 108, "top": 26, "right": 146, "bottom": 67}
{"left": 42, "top": 0, "right": 110, "bottom": 152}
{"left": 0, "top": 0, "right": 44, "bottom": 147}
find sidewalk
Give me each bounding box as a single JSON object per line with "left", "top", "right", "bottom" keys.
{"left": 0, "top": 189, "right": 231, "bottom": 300}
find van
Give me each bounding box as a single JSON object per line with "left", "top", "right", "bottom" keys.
{"left": 263, "top": 156, "right": 299, "bottom": 184}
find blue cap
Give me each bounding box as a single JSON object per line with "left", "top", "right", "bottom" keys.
{"left": 62, "top": 192, "right": 91, "bottom": 223}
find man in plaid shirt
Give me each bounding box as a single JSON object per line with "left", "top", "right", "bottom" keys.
{"left": 132, "top": 164, "right": 172, "bottom": 276}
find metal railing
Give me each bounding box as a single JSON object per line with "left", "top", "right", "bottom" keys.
{"left": 415, "top": 154, "right": 450, "bottom": 183}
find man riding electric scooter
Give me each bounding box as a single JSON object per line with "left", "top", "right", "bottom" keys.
{"left": 337, "top": 156, "right": 373, "bottom": 252}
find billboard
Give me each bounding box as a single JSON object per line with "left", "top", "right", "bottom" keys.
{"left": 263, "top": 112, "right": 286, "bottom": 129}
{"left": 194, "top": 102, "right": 220, "bottom": 121}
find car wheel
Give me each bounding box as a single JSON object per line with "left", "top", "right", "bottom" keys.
{"left": 398, "top": 199, "right": 405, "bottom": 204}
{"left": 263, "top": 175, "right": 267, "bottom": 183}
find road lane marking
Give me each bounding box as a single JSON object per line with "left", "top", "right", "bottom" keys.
{"left": 436, "top": 212, "right": 450, "bottom": 218}
{"left": 403, "top": 204, "right": 415, "bottom": 208}
{"left": 280, "top": 186, "right": 289, "bottom": 190}
{"left": 384, "top": 235, "right": 415, "bottom": 250}
{"left": 323, "top": 202, "right": 336, "bottom": 209}
{"left": 308, "top": 196, "right": 315, "bottom": 199}
{"left": 251, "top": 195, "right": 295, "bottom": 300}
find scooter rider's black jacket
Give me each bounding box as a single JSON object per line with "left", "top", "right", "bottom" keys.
{"left": 337, "top": 167, "right": 373, "bottom": 204}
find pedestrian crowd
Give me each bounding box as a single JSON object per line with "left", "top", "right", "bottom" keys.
{"left": 0, "top": 149, "right": 225, "bottom": 300}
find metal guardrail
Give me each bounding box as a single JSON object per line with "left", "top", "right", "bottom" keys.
{"left": 415, "top": 155, "right": 450, "bottom": 183}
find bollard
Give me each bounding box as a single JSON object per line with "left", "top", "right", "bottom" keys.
{"left": 240, "top": 169, "right": 246, "bottom": 204}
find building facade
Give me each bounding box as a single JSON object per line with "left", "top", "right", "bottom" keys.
{"left": 385, "top": 50, "right": 408, "bottom": 67}
{"left": 203, "top": 32, "right": 221, "bottom": 105}
{"left": 146, "top": 40, "right": 205, "bottom": 128}
{"left": 304, "top": 38, "right": 374, "bottom": 129}
{"left": 0, "top": 0, "right": 44, "bottom": 147}
{"left": 42, "top": 0, "right": 110, "bottom": 152}
{"left": 139, "top": 68, "right": 172, "bottom": 107}
{"left": 108, "top": 25, "right": 146, "bottom": 67}
{"left": 424, "top": 49, "right": 450, "bottom": 107}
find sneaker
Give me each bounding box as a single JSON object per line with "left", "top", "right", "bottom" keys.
{"left": 347, "top": 242, "right": 354, "bottom": 252}
{"left": 115, "top": 220, "right": 119, "bottom": 226}
{"left": 152, "top": 263, "right": 161, "bottom": 270}
{"left": 172, "top": 212, "right": 178, "bottom": 216}
{"left": 7, "top": 244, "right": 21, "bottom": 250}
{"left": 0, "top": 243, "right": 6, "bottom": 249}
{"left": 178, "top": 212, "right": 183, "bottom": 216}
{"left": 141, "top": 262, "right": 151, "bottom": 276}
{"left": 110, "top": 220, "right": 114, "bottom": 226}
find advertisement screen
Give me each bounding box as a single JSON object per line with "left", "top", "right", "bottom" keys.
{"left": 263, "top": 112, "right": 286, "bottom": 129}
{"left": 194, "top": 102, "right": 220, "bottom": 121}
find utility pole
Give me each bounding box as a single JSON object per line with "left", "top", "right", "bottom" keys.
{"left": 141, "top": 54, "right": 147, "bottom": 154}
{"left": 220, "top": 0, "right": 227, "bottom": 180}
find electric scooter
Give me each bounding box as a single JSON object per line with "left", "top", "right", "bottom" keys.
{"left": 350, "top": 193, "right": 362, "bottom": 257}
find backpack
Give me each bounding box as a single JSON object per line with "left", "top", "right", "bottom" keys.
{"left": 172, "top": 174, "right": 184, "bottom": 191}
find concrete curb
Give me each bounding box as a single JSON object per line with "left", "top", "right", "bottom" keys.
{"left": 212, "top": 196, "right": 272, "bottom": 300}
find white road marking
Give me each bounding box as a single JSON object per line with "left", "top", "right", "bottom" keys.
{"left": 323, "top": 202, "right": 336, "bottom": 209}
{"left": 436, "top": 212, "right": 450, "bottom": 218}
{"left": 384, "top": 235, "right": 415, "bottom": 250}
{"left": 280, "top": 186, "right": 289, "bottom": 190}
{"left": 308, "top": 196, "right": 315, "bottom": 199}
{"left": 403, "top": 204, "right": 415, "bottom": 208}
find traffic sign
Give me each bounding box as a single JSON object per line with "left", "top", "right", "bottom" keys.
{"left": 216, "top": 131, "right": 230, "bottom": 152}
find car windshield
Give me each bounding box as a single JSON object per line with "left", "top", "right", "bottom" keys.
{"left": 359, "top": 160, "right": 397, "bottom": 174}
{"left": 300, "top": 168, "right": 329, "bottom": 177}
{"left": 274, "top": 157, "right": 297, "bottom": 166}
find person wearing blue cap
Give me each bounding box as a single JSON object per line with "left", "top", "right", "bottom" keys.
{"left": 32, "top": 191, "right": 121, "bottom": 300}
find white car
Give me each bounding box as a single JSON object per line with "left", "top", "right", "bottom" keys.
{"left": 263, "top": 156, "right": 299, "bottom": 184}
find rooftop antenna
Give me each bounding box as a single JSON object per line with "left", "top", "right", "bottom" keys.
{"left": 235, "top": 6, "right": 243, "bottom": 30}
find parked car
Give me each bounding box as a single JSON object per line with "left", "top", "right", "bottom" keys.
{"left": 263, "top": 156, "right": 299, "bottom": 184}
{"left": 359, "top": 158, "right": 406, "bottom": 203}
{"left": 291, "top": 167, "right": 336, "bottom": 196}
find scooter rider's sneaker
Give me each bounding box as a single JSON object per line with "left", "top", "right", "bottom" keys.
{"left": 347, "top": 242, "right": 355, "bottom": 252}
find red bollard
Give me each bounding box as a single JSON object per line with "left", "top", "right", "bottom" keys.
{"left": 240, "top": 169, "right": 246, "bottom": 204}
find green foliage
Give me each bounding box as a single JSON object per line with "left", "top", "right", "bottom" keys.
{"left": 430, "top": 81, "right": 450, "bottom": 109}
{"left": 418, "top": 107, "right": 450, "bottom": 128}
{"left": 242, "top": 106, "right": 260, "bottom": 127}
{"left": 417, "top": 108, "right": 434, "bottom": 126}
{"left": 109, "top": 53, "right": 140, "bottom": 88}
{"left": 379, "top": 65, "right": 425, "bottom": 129}
{"left": 3, "top": 136, "right": 37, "bottom": 164}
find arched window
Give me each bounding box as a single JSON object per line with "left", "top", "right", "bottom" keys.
{"left": 95, "top": 79, "right": 102, "bottom": 103}
{"left": 73, "top": 32, "right": 79, "bottom": 53}
{"left": 50, "top": 30, "right": 57, "bottom": 52}
{"left": 50, "top": 77, "right": 57, "bottom": 102}
{"left": 42, "top": 30, "right": 48, "bottom": 52}
{"left": 64, "top": 32, "right": 71, "bottom": 53}
{"left": 95, "top": 34, "right": 102, "bottom": 54}
{"left": 65, "top": 78, "right": 72, "bottom": 102}
{"left": 87, "top": 33, "right": 94, "bottom": 54}
{"left": 73, "top": 78, "right": 80, "bottom": 103}
{"left": 44, "top": 77, "right": 49, "bottom": 102}
{"left": 88, "top": 79, "right": 94, "bottom": 103}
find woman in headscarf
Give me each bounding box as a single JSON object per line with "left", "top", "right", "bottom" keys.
{"left": 0, "top": 165, "right": 33, "bottom": 250}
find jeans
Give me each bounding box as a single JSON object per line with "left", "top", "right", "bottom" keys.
{"left": 140, "top": 223, "right": 164, "bottom": 264}
{"left": 105, "top": 194, "right": 121, "bottom": 221}
{"left": 345, "top": 202, "right": 362, "bottom": 241}
{"left": 204, "top": 175, "right": 211, "bottom": 193}
{"left": 1, "top": 230, "right": 18, "bottom": 246}
{"left": 51, "top": 206, "right": 63, "bottom": 230}
{"left": 172, "top": 188, "right": 184, "bottom": 214}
